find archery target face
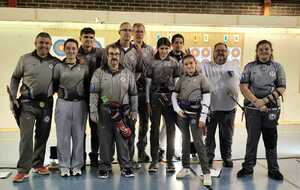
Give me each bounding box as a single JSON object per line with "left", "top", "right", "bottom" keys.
{"left": 227, "top": 47, "right": 241, "bottom": 65}
{"left": 190, "top": 47, "right": 211, "bottom": 64}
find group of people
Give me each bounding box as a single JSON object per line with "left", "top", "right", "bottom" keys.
{"left": 9, "top": 22, "right": 286, "bottom": 187}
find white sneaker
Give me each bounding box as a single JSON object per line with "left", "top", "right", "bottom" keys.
{"left": 60, "top": 168, "right": 70, "bottom": 177}
{"left": 176, "top": 168, "right": 193, "bottom": 179}
{"left": 72, "top": 168, "right": 82, "bottom": 176}
{"left": 203, "top": 174, "right": 212, "bottom": 186}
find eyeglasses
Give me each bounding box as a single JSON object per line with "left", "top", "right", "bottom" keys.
{"left": 120, "top": 29, "right": 132, "bottom": 32}
{"left": 108, "top": 52, "right": 120, "bottom": 57}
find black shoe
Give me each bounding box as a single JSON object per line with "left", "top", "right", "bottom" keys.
{"left": 166, "top": 162, "right": 176, "bottom": 173}
{"left": 268, "top": 170, "right": 284, "bottom": 181}
{"left": 148, "top": 162, "right": 159, "bottom": 173}
{"left": 237, "top": 168, "right": 253, "bottom": 178}
{"left": 158, "top": 149, "right": 165, "bottom": 162}
{"left": 97, "top": 170, "right": 110, "bottom": 179}
{"left": 223, "top": 159, "right": 233, "bottom": 168}
{"left": 121, "top": 168, "right": 135, "bottom": 178}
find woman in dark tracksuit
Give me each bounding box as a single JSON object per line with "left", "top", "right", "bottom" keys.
{"left": 172, "top": 54, "right": 212, "bottom": 186}
{"left": 145, "top": 37, "right": 180, "bottom": 173}
{"left": 238, "top": 40, "right": 286, "bottom": 180}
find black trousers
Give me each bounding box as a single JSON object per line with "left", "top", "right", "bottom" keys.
{"left": 242, "top": 108, "right": 280, "bottom": 172}
{"left": 205, "top": 109, "right": 236, "bottom": 161}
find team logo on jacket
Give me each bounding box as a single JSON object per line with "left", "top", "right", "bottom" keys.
{"left": 268, "top": 113, "right": 277, "bottom": 121}
{"left": 44, "top": 116, "right": 50, "bottom": 123}
{"left": 49, "top": 64, "right": 54, "bottom": 70}
{"left": 120, "top": 76, "right": 126, "bottom": 82}
{"left": 269, "top": 71, "right": 276, "bottom": 77}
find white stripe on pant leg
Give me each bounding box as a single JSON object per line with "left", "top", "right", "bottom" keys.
{"left": 55, "top": 99, "right": 73, "bottom": 168}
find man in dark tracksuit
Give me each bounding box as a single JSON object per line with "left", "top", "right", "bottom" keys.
{"left": 90, "top": 44, "right": 138, "bottom": 178}
{"left": 10, "top": 32, "right": 60, "bottom": 182}
{"left": 78, "top": 27, "right": 105, "bottom": 167}
{"left": 112, "top": 22, "right": 143, "bottom": 167}
{"left": 132, "top": 23, "right": 155, "bottom": 163}
{"left": 201, "top": 43, "right": 241, "bottom": 168}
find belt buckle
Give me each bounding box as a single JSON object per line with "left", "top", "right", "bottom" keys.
{"left": 39, "top": 101, "right": 45, "bottom": 108}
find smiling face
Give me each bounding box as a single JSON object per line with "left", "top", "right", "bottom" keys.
{"left": 80, "top": 33, "right": 95, "bottom": 50}
{"left": 183, "top": 56, "right": 197, "bottom": 76}
{"left": 256, "top": 43, "right": 273, "bottom": 63}
{"left": 35, "top": 36, "right": 52, "bottom": 58}
{"left": 107, "top": 47, "right": 121, "bottom": 73}
{"left": 213, "top": 43, "right": 228, "bottom": 65}
{"left": 158, "top": 45, "right": 170, "bottom": 60}
{"left": 64, "top": 41, "right": 78, "bottom": 60}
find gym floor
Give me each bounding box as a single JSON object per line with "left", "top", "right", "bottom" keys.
{"left": 0, "top": 125, "right": 299, "bottom": 190}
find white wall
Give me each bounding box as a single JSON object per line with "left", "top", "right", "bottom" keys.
{"left": 0, "top": 8, "right": 299, "bottom": 129}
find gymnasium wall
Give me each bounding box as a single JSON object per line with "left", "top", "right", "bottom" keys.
{"left": 0, "top": 8, "right": 299, "bottom": 129}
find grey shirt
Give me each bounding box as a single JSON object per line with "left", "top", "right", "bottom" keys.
{"left": 240, "top": 60, "right": 286, "bottom": 106}
{"left": 53, "top": 60, "right": 89, "bottom": 100}
{"left": 201, "top": 61, "right": 241, "bottom": 111}
{"left": 10, "top": 50, "right": 60, "bottom": 99}
{"left": 113, "top": 40, "right": 143, "bottom": 74}
{"left": 89, "top": 65, "right": 138, "bottom": 115}
{"left": 134, "top": 42, "right": 155, "bottom": 93}
{"left": 174, "top": 72, "right": 210, "bottom": 101}
{"left": 78, "top": 47, "right": 105, "bottom": 88}
{"left": 146, "top": 56, "right": 180, "bottom": 93}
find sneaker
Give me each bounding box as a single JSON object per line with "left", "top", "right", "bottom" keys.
{"left": 268, "top": 170, "right": 284, "bottom": 181}
{"left": 13, "top": 173, "right": 29, "bottom": 183}
{"left": 237, "top": 168, "right": 253, "bottom": 178}
{"left": 121, "top": 168, "right": 135, "bottom": 178}
{"left": 60, "top": 168, "right": 70, "bottom": 177}
{"left": 97, "top": 170, "right": 110, "bottom": 179}
{"left": 166, "top": 162, "right": 176, "bottom": 173}
{"left": 32, "top": 166, "right": 50, "bottom": 175}
{"left": 72, "top": 168, "right": 82, "bottom": 176}
{"left": 148, "top": 162, "right": 159, "bottom": 173}
{"left": 203, "top": 174, "right": 212, "bottom": 186}
{"left": 176, "top": 168, "right": 194, "bottom": 179}
{"left": 223, "top": 159, "right": 233, "bottom": 168}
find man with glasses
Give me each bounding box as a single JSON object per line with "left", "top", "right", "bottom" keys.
{"left": 78, "top": 27, "right": 105, "bottom": 167}
{"left": 90, "top": 44, "right": 137, "bottom": 178}
{"left": 201, "top": 42, "right": 241, "bottom": 168}
{"left": 112, "top": 22, "right": 143, "bottom": 168}
{"left": 132, "top": 23, "right": 154, "bottom": 164}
